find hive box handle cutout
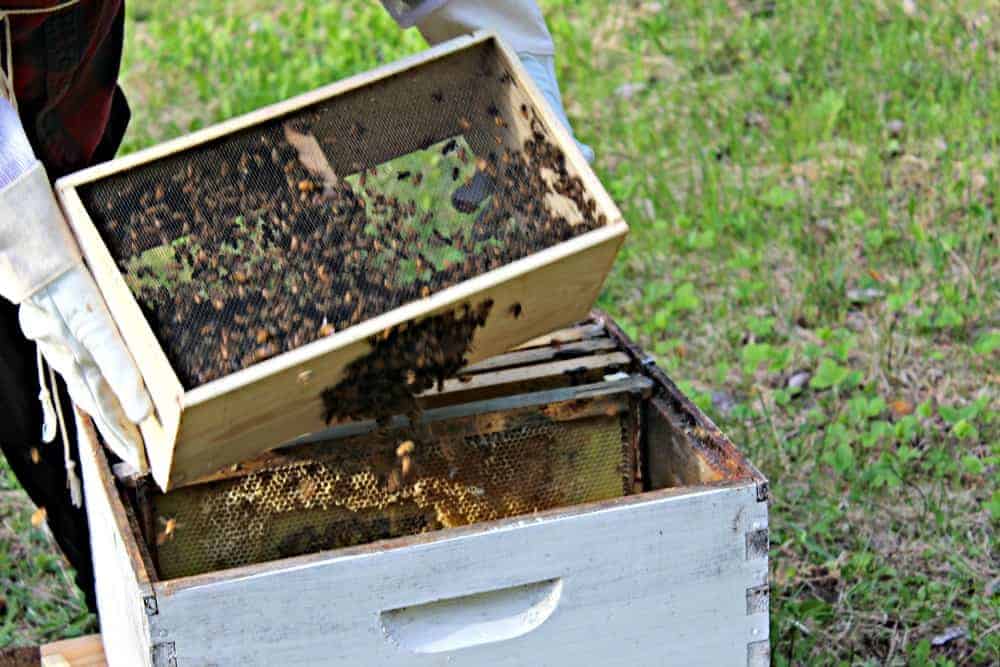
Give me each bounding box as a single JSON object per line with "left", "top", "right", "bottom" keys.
{"left": 381, "top": 578, "right": 563, "bottom": 654}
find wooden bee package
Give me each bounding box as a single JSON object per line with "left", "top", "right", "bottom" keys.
{"left": 56, "top": 32, "right": 628, "bottom": 491}
{"left": 79, "top": 313, "right": 770, "bottom": 666}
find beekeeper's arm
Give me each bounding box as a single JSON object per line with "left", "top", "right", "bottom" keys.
{"left": 0, "top": 98, "right": 151, "bottom": 472}
{"left": 384, "top": 0, "right": 594, "bottom": 162}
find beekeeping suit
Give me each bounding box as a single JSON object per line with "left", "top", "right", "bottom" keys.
{"left": 383, "top": 0, "right": 594, "bottom": 162}
{"left": 0, "top": 98, "right": 152, "bottom": 475}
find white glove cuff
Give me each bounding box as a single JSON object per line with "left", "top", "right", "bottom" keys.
{"left": 0, "top": 161, "right": 82, "bottom": 304}
{"left": 415, "top": 0, "right": 556, "bottom": 56}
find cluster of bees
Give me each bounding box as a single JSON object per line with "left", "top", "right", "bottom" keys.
{"left": 85, "top": 96, "right": 604, "bottom": 390}
{"left": 321, "top": 299, "right": 493, "bottom": 424}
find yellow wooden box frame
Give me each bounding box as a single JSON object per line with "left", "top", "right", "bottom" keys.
{"left": 55, "top": 32, "right": 628, "bottom": 491}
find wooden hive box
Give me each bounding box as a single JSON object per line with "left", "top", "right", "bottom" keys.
{"left": 56, "top": 31, "right": 627, "bottom": 491}
{"left": 79, "top": 313, "right": 770, "bottom": 666}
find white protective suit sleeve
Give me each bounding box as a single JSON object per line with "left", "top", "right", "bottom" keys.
{"left": 0, "top": 98, "right": 152, "bottom": 475}
{"left": 379, "top": 0, "right": 451, "bottom": 28}
{"left": 384, "top": 0, "right": 594, "bottom": 162}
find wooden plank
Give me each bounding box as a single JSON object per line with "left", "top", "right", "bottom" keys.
{"left": 75, "top": 411, "right": 155, "bottom": 667}
{"left": 40, "top": 635, "right": 106, "bottom": 667}
{"left": 151, "top": 484, "right": 767, "bottom": 665}
{"left": 512, "top": 322, "right": 606, "bottom": 350}
{"left": 646, "top": 397, "right": 726, "bottom": 487}
{"left": 461, "top": 337, "right": 618, "bottom": 374}
{"left": 419, "top": 351, "right": 632, "bottom": 407}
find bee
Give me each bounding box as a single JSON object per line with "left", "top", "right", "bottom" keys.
{"left": 459, "top": 117, "right": 472, "bottom": 131}
{"left": 397, "top": 170, "right": 411, "bottom": 181}
{"left": 255, "top": 329, "right": 269, "bottom": 344}
{"left": 30, "top": 447, "right": 40, "bottom": 464}
{"left": 452, "top": 166, "right": 461, "bottom": 181}
{"left": 442, "top": 139, "right": 458, "bottom": 155}
{"left": 520, "top": 103, "right": 530, "bottom": 120}
{"left": 297, "top": 477, "right": 319, "bottom": 504}
{"left": 412, "top": 172, "right": 423, "bottom": 186}
{"left": 156, "top": 517, "right": 179, "bottom": 546}
{"left": 318, "top": 320, "right": 335, "bottom": 337}
{"left": 508, "top": 302, "right": 523, "bottom": 319}
{"left": 253, "top": 343, "right": 279, "bottom": 362}
{"left": 457, "top": 148, "right": 468, "bottom": 164}
{"left": 431, "top": 89, "right": 444, "bottom": 104}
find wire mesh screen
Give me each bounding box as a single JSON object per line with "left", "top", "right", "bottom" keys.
{"left": 77, "top": 41, "right": 607, "bottom": 390}
{"left": 150, "top": 410, "right": 634, "bottom": 579}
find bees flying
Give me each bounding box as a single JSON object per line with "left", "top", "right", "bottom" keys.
{"left": 157, "top": 516, "right": 179, "bottom": 546}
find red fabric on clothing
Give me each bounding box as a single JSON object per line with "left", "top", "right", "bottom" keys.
{"left": 2, "top": 0, "right": 129, "bottom": 178}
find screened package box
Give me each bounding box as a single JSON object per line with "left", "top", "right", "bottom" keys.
{"left": 79, "top": 313, "right": 770, "bottom": 667}
{"left": 56, "top": 32, "right": 627, "bottom": 491}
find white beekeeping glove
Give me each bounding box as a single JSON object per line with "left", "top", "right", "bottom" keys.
{"left": 408, "top": 0, "right": 595, "bottom": 162}
{"left": 0, "top": 98, "right": 152, "bottom": 478}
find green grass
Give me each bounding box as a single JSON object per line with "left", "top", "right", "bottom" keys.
{"left": 0, "top": 465, "right": 93, "bottom": 646}
{"left": 2, "top": 0, "right": 996, "bottom": 662}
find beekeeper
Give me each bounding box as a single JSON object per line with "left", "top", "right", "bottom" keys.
{"left": 0, "top": 0, "right": 591, "bottom": 610}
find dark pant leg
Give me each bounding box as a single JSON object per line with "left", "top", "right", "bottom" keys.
{"left": 0, "top": 299, "right": 95, "bottom": 611}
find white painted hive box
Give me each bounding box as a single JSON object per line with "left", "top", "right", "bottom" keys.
{"left": 56, "top": 31, "right": 627, "bottom": 492}
{"left": 79, "top": 313, "right": 770, "bottom": 666}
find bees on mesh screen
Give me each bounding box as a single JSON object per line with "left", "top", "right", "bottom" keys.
{"left": 89, "top": 100, "right": 604, "bottom": 389}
